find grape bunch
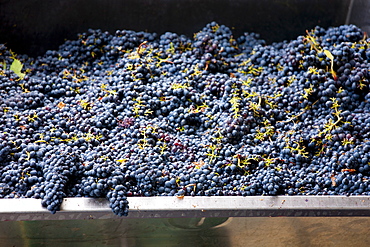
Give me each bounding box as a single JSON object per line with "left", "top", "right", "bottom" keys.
{"left": 1, "top": 22, "right": 370, "bottom": 216}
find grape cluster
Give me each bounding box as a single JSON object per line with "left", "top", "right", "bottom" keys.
{"left": 1, "top": 22, "right": 370, "bottom": 216}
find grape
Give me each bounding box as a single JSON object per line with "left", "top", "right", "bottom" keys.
{"left": 1, "top": 22, "right": 370, "bottom": 216}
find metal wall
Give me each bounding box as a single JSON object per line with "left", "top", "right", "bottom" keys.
{"left": 0, "top": 197, "right": 369, "bottom": 246}
{"left": 1, "top": 216, "right": 370, "bottom": 247}
{"left": 1, "top": 1, "right": 370, "bottom": 246}
{"left": 1, "top": 0, "right": 364, "bottom": 57}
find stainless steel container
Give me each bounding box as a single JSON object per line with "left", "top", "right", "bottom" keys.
{"left": 1, "top": 1, "right": 370, "bottom": 246}
{"left": 0, "top": 197, "right": 370, "bottom": 246}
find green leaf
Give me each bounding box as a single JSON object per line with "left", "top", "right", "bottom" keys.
{"left": 10, "top": 59, "right": 25, "bottom": 79}
{"left": 2, "top": 61, "right": 5, "bottom": 70}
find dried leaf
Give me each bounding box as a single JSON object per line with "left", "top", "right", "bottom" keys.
{"left": 341, "top": 169, "right": 356, "bottom": 173}
{"left": 331, "top": 175, "right": 336, "bottom": 186}
{"left": 57, "top": 102, "right": 66, "bottom": 109}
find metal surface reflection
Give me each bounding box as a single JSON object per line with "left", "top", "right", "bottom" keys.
{"left": 0, "top": 217, "right": 370, "bottom": 247}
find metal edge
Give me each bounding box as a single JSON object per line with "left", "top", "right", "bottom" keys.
{"left": 0, "top": 196, "right": 369, "bottom": 221}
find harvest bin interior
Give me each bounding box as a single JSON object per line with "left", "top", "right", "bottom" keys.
{"left": 1, "top": 0, "right": 370, "bottom": 246}
{"left": 1, "top": 0, "right": 370, "bottom": 56}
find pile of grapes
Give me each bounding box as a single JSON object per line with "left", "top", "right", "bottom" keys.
{"left": 1, "top": 22, "right": 370, "bottom": 216}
